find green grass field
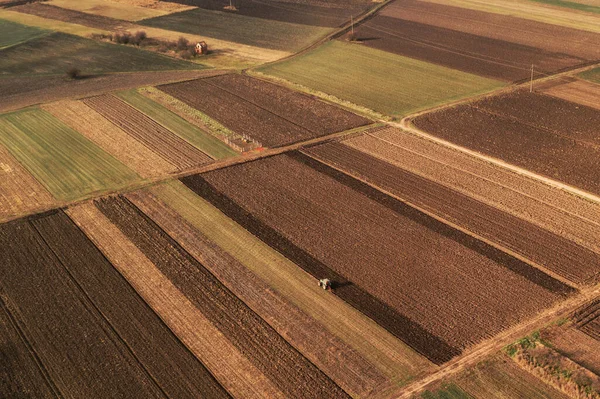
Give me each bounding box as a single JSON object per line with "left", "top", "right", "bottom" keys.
{"left": 0, "top": 32, "right": 203, "bottom": 76}
{"left": 257, "top": 41, "right": 503, "bottom": 117}
{"left": 0, "top": 18, "right": 49, "bottom": 49}
{"left": 116, "top": 89, "right": 238, "bottom": 160}
{"left": 421, "top": 384, "right": 473, "bottom": 399}
{"left": 0, "top": 108, "right": 139, "bottom": 201}
{"left": 579, "top": 67, "right": 600, "bottom": 84}
{"left": 529, "top": 0, "right": 600, "bottom": 14}
{"left": 140, "top": 8, "right": 332, "bottom": 52}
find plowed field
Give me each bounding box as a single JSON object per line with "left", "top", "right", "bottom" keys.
{"left": 355, "top": 16, "right": 585, "bottom": 81}
{"left": 384, "top": 0, "right": 600, "bottom": 60}
{"left": 84, "top": 94, "right": 211, "bottom": 170}
{"left": 541, "top": 79, "right": 600, "bottom": 110}
{"left": 31, "top": 210, "right": 230, "bottom": 399}
{"left": 306, "top": 141, "right": 600, "bottom": 285}
{"left": 573, "top": 299, "right": 600, "bottom": 341}
{"left": 160, "top": 75, "right": 369, "bottom": 147}
{"left": 95, "top": 195, "right": 350, "bottom": 399}
{"left": 11, "top": 3, "right": 133, "bottom": 30}
{"left": 412, "top": 90, "right": 600, "bottom": 196}
{"left": 0, "top": 214, "right": 165, "bottom": 398}
{"left": 184, "top": 154, "right": 568, "bottom": 364}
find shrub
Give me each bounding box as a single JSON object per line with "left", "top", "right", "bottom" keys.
{"left": 66, "top": 67, "right": 81, "bottom": 79}
{"left": 176, "top": 36, "right": 189, "bottom": 51}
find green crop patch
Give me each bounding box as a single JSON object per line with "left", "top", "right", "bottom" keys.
{"left": 140, "top": 8, "right": 332, "bottom": 52}
{"left": 529, "top": 0, "right": 600, "bottom": 14}
{"left": 116, "top": 89, "right": 238, "bottom": 160}
{"left": 0, "top": 108, "right": 139, "bottom": 201}
{"left": 257, "top": 41, "right": 504, "bottom": 117}
{"left": 0, "top": 32, "right": 203, "bottom": 76}
{"left": 579, "top": 67, "right": 600, "bottom": 84}
{"left": 0, "top": 18, "right": 49, "bottom": 49}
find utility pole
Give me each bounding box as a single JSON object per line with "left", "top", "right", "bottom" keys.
{"left": 530, "top": 64, "right": 534, "bottom": 93}
{"left": 351, "top": 15, "right": 354, "bottom": 37}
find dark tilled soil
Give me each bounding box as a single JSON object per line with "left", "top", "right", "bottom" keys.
{"left": 189, "top": 154, "right": 565, "bottom": 362}
{"left": 0, "top": 297, "right": 58, "bottom": 399}
{"left": 0, "top": 213, "right": 165, "bottom": 398}
{"left": 306, "top": 142, "right": 600, "bottom": 285}
{"left": 95, "top": 195, "right": 350, "bottom": 399}
{"left": 10, "top": 3, "right": 133, "bottom": 30}
{"left": 160, "top": 75, "right": 369, "bottom": 147}
{"left": 412, "top": 90, "right": 600, "bottom": 196}
{"left": 354, "top": 16, "right": 586, "bottom": 82}
{"left": 84, "top": 94, "right": 211, "bottom": 170}
{"left": 30, "top": 211, "right": 230, "bottom": 399}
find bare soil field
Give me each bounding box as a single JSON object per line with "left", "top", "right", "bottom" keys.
{"left": 95, "top": 195, "right": 350, "bottom": 399}
{"left": 67, "top": 202, "right": 282, "bottom": 399}
{"left": 0, "top": 213, "right": 165, "bottom": 398}
{"left": 412, "top": 90, "right": 600, "bottom": 196}
{"left": 306, "top": 141, "right": 600, "bottom": 285}
{"left": 159, "top": 75, "right": 369, "bottom": 147}
{"left": 184, "top": 154, "right": 569, "bottom": 364}
{"left": 84, "top": 94, "right": 211, "bottom": 170}
{"left": 162, "top": 0, "right": 365, "bottom": 27}
{"left": 0, "top": 144, "right": 54, "bottom": 222}
{"left": 0, "top": 297, "right": 57, "bottom": 398}
{"left": 385, "top": 0, "right": 600, "bottom": 60}
{"left": 355, "top": 16, "right": 586, "bottom": 82}
{"left": 573, "top": 299, "right": 600, "bottom": 341}
{"left": 31, "top": 210, "right": 230, "bottom": 399}
{"left": 547, "top": 326, "right": 600, "bottom": 376}
{"left": 0, "top": 70, "right": 215, "bottom": 113}
{"left": 541, "top": 79, "right": 600, "bottom": 110}
{"left": 43, "top": 100, "right": 177, "bottom": 178}
{"left": 127, "top": 188, "right": 389, "bottom": 398}
{"left": 11, "top": 3, "right": 134, "bottom": 30}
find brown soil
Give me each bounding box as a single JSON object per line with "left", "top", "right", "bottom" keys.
{"left": 159, "top": 75, "right": 369, "bottom": 147}
{"left": 542, "top": 79, "right": 600, "bottom": 110}
{"left": 385, "top": 0, "right": 600, "bottom": 60}
{"left": 547, "top": 326, "right": 600, "bottom": 376}
{"left": 31, "top": 210, "right": 230, "bottom": 399}
{"left": 412, "top": 90, "right": 600, "bottom": 196}
{"left": 67, "top": 202, "right": 284, "bottom": 399}
{"left": 0, "top": 144, "right": 55, "bottom": 222}
{"left": 83, "top": 94, "right": 211, "bottom": 170}
{"left": 0, "top": 213, "right": 165, "bottom": 398}
{"left": 11, "top": 3, "right": 134, "bottom": 30}
{"left": 94, "top": 195, "right": 351, "bottom": 399}
{"left": 306, "top": 141, "right": 600, "bottom": 285}
{"left": 127, "top": 188, "right": 389, "bottom": 398}
{"left": 355, "top": 16, "right": 585, "bottom": 82}
{"left": 42, "top": 100, "right": 177, "bottom": 178}
{"left": 0, "top": 297, "right": 57, "bottom": 398}
{"left": 188, "top": 153, "right": 567, "bottom": 363}
{"left": 573, "top": 299, "right": 600, "bottom": 341}
{"left": 0, "top": 70, "right": 218, "bottom": 113}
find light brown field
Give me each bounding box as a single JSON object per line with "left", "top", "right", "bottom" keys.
{"left": 0, "top": 144, "right": 54, "bottom": 222}
{"left": 541, "top": 79, "right": 600, "bottom": 110}
{"left": 66, "top": 202, "right": 285, "bottom": 399}
{"left": 548, "top": 326, "right": 600, "bottom": 376}
{"left": 127, "top": 189, "right": 390, "bottom": 398}
{"left": 342, "top": 128, "right": 600, "bottom": 256}
{"left": 42, "top": 100, "right": 176, "bottom": 179}
{"left": 48, "top": 0, "right": 194, "bottom": 21}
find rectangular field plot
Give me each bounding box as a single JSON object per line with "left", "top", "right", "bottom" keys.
{"left": 183, "top": 154, "right": 571, "bottom": 364}
{"left": 306, "top": 137, "right": 600, "bottom": 285}
{"left": 0, "top": 32, "right": 202, "bottom": 75}
{"left": 0, "top": 18, "right": 48, "bottom": 48}
{"left": 411, "top": 90, "right": 600, "bottom": 196}
{"left": 84, "top": 94, "right": 212, "bottom": 170}
{"left": 0, "top": 108, "right": 139, "bottom": 201}
{"left": 541, "top": 79, "right": 600, "bottom": 110}
{"left": 140, "top": 8, "right": 331, "bottom": 52}
{"left": 159, "top": 74, "right": 370, "bottom": 147}
{"left": 354, "top": 14, "right": 587, "bottom": 82}
{"left": 257, "top": 40, "right": 503, "bottom": 116}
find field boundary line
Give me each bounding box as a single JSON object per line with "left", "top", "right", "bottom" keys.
{"left": 0, "top": 295, "right": 64, "bottom": 399}
{"left": 29, "top": 219, "right": 171, "bottom": 399}
{"left": 397, "top": 119, "right": 600, "bottom": 207}
{"left": 300, "top": 150, "right": 579, "bottom": 290}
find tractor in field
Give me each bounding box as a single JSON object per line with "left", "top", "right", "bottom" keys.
{"left": 318, "top": 278, "right": 331, "bottom": 290}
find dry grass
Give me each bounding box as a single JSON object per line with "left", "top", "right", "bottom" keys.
{"left": 42, "top": 100, "right": 177, "bottom": 178}
{"left": 47, "top": 0, "right": 194, "bottom": 21}
{"left": 66, "top": 202, "right": 286, "bottom": 399}
{"left": 541, "top": 80, "right": 600, "bottom": 110}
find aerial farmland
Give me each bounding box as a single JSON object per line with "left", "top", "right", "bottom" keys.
{"left": 1, "top": 0, "right": 599, "bottom": 397}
